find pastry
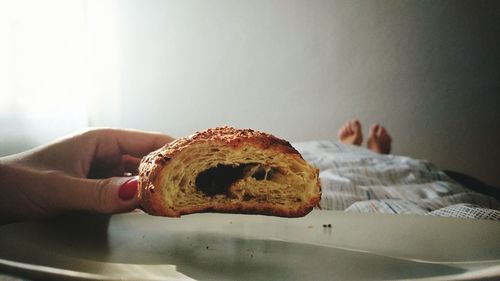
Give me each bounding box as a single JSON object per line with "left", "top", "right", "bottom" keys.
{"left": 138, "top": 126, "right": 321, "bottom": 217}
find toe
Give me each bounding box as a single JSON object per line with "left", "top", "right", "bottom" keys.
{"left": 352, "top": 119, "right": 361, "bottom": 131}
{"left": 337, "top": 122, "right": 349, "bottom": 139}
{"left": 338, "top": 120, "right": 363, "bottom": 145}
{"left": 337, "top": 127, "right": 346, "bottom": 139}
{"left": 369, "top": 124, "right": 379, "bottom": 138}
{"left": 376, "top": 125, "right": 385, "bottom": 137}
{"left": 380, "top": 126, "right": 392, "bottom": 141}
{"left": 378, "top": 125, "right": 387, "bottom": 135}
{"left": 337, "top": 127, "right": 344, "bottom": 139}
{"left": 347, "top": 124, "right": 354, "bottom": 135}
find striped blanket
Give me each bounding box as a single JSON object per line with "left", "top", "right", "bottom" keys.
{"left": 293, "top": 141, "right": 500, "bottom": 221}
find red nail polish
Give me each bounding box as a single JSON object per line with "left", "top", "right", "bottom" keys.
{"left": 119, "top": 177, "right": 138, "bottom": 200}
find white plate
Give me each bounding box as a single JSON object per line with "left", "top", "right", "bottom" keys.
{"left": 0, "top": 210, "right": 499, "bottom": 280}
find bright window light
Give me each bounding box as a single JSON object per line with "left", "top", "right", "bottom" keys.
{"left": 0, "top": 0, "right": 120, "bottom": 155}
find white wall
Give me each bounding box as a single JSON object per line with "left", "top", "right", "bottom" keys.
{"left": 116, "top": 0, "right": 500, "bottom": 186}
{"left": 4, "top": 0, "right": 496, "bottom": 187}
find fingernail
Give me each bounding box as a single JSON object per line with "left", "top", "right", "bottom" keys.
{"left": 119, "top": 177, "right": 138, "bottom": 201}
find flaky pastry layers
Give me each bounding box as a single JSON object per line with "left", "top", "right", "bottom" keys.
{"left": 138, "top": 126, "right": 321, "bottom": 217}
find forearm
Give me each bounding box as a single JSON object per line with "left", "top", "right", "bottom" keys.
{"left": 0, "top": 158, "right": 53, "bottom": 223}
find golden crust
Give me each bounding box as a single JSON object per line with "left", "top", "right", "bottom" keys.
{"left": 138, "top": 126, "right": 321, "bottom": 218}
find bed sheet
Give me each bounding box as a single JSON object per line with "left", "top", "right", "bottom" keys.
{"left": 293, "top": 141, "right": 500, "bottom": 221}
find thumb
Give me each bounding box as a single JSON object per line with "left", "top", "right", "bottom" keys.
{"left": 63, "top": 176, "right": 140, "bottom": 214}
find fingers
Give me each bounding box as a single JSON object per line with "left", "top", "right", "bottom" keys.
{"left": 112, "top": 129, "right": 175, "bottom": 157}
{"left": 55, "top": 175, "right": 140, "bottom": 214}
{"left": 1, "top": 166, "right": 140, "bottom": 222}
{"left": 88, "top": 155, "right": 142, "bottom": 179}
{"left": 86, "top": 128, "right": 175, "bottom": 159}
{"left": 80, "top": 128, "right": 174, "bottom": 178}
{"left": 122, "top": 155, "right": 142, "bottom": 174}
{"left": 58, "top": 128, "right": 167, "bottom": 214}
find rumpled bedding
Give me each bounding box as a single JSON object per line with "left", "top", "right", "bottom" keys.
{"left": 293, "top": 141, "right": 500, "bottom": 221}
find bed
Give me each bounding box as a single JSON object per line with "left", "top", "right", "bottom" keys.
{"left": 0, "top": 140, "right": 499, "bottom": 281}
{"left": 294, "top": 140, "right": 500, "bottom": 221}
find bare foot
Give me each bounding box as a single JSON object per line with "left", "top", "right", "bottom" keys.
{"left": 367, "top": 124, "right": 392, "bottom": 154}
{"left": 337, "top": 119, "right": 363, "bottom": 146}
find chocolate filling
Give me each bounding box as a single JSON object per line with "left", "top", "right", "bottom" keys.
{"left": 195, "top": 164, "right": 269, "bottom": 196}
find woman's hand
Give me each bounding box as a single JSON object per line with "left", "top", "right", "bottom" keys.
{"left": 0, "top": 128, "right": 174, "bottom": 223}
